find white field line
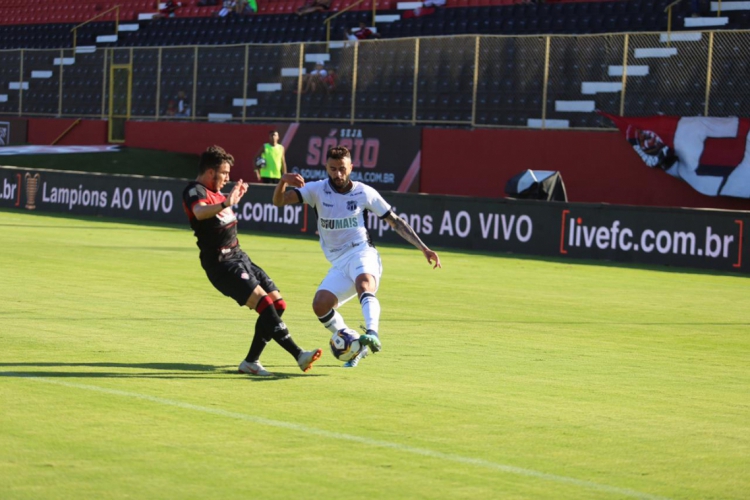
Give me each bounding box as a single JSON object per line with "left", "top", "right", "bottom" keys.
{"left": 9, "top": 374, "right": 670, "bottom": 500}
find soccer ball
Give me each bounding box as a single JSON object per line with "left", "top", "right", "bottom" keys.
{"left": 329, "top": 328, "right": 361, "bottom": 362}
{"left": 255, "top": 156, "right": 266, "bottom": 168}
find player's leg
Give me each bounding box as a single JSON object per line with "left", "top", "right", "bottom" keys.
{"left": 204, "top": 258, "right": 273, "bottom": 376}
{"left": 264, "top": 289, "right": 320, "bottom": 371}
{"left": 251, "top": 261, "right": 322, "bottom": 372}
{"left": 355, "top": 274, "right": 382, "bottom": 353}
{"left": 313, "top": 266, "right": 356, "bottom": 333}
{"left": 313, "top": 265, "right": 370, "bottom": 367}
{"left": 350, "top": 248, "right": 383, "bottom": 353}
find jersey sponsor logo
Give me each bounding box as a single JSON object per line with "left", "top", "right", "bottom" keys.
{"left": 241, "top": 272, "right": 250, "bottom": 279}
{"left": 322, "top": 202, "right": 334, "bottom": 207}
{"left": 319, "top": 216, "right": 359, "bottom": 230}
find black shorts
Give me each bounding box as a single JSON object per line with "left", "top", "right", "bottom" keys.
{"left": 261, "top": 177, "right": 278, "bottom": 184}
{"left": 203, "top": 251, "right": 278, "bottom": 306}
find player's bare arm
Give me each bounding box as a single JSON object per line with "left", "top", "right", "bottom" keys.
{"left": 385, "top": 212, "right": 442, "bottom": 269}
{"left": 193, "top": 180, "right": 248, "bottom": 220}
{"left": 272, "top": 173, "right": 305, "bottom": 207}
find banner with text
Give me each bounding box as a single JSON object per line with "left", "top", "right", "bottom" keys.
{"left": 283, "top": 123, "right": 422, "bottom": 193}
{"left": 1, "top": 166, "right": 746, "bottom": 274}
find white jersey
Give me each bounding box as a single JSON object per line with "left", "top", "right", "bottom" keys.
{"left": 296, "top": 179, "right": 392, "bottom": 263}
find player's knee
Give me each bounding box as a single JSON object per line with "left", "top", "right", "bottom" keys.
{"left": 274, "top": 298, "right": 287, "bottom": 317}
{"left": 312, "top": 292, "right": 335, "bottom": 317}
{"left": 312, "top": 299, "right": 328, "bottom": 317}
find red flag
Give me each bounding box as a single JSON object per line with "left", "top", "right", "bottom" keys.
{"left": 600, "top": 112, "right": 750, "bottom": 199}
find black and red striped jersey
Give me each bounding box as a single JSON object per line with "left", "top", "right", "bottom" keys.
{"left": 182, "top": 181, "right": 239, "bottom": 262}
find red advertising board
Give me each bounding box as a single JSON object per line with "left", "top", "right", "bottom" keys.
{"left": 282, "top": 123, "right": 422, "bottom": 193}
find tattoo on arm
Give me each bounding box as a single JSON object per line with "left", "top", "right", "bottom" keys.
{"left": 387, "top": 212, "right": 426, "bottom": 250}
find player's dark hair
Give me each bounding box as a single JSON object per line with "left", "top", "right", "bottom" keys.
{"left": 327, "top": 146, "right": 351, "bottom": 160}
{"left": 198, "top": 145, "right": 234, "bottom": 174}
{"left": 269, "top": 130, "right": 279, "bottom": 135}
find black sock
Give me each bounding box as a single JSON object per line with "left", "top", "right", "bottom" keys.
{"left": 245, "top": 321, "right": 271, "bottom": 363}
{"left": 257, "top": 305, "right": 303, "bottom": 359}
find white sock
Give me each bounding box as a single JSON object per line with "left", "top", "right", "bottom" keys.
{"left": 318, "top": 309, "right": 347, "bottom": 333}
{"left": 359, "top": 292, "right": 380, "bottom": 334}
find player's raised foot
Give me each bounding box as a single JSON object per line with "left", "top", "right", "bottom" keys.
{"left": 297, "top": 348, "right": 323, "bottom": 373}
{"left": 359, "top": 330, "right": 381, "bottom": 353}
{"left": 343, "top": 347, "right": 369, "bottom": 368}
{"left": 238, "top": 359, "right": 273, "bottom": 377}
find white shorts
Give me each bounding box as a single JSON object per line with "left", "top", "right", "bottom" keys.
{"left": 318, "top": 246, "right": 382, "bottom": 306}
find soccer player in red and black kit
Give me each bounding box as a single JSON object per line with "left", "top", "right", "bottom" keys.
{"left": 183, "top": 145, "right": 322, "bottom": 376}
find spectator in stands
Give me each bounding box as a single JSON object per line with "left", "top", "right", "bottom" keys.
{"left": 217, "top": 0, "right": 237, "bottom": 17}
{"left": 352, "top": 22, "right": 381, "bottom": 40}
{"left": 237, "top": 0, "right": 257, "bottom": 14}
{"left": 321, "top": 69, "right": 337, "bottom": 95}
{"left": 343, "top": 27, "right": 359, "bottom": 46}
{"left": 299, "top": 62, "right": 328, "bottom": 94}
{"left": 165, "top": 100, "right": 177, "bottom": 117}
{"left": 159, "top": 0, "right": 182, "bottom": 18}
{"left": 175, "top": 90, "right": 191, "bottom": 117}
{"left": 296, "top": 0, "right": 331, "bottom": 16}
{"left": 403, "top": 2, "right": 438, "bottom": 19}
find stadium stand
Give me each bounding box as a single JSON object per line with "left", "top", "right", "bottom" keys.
{"left": 1, "top": 0, "right": 749, "bottom": 127}
{"left": 3, "top": 0, "right": 746, "bottom": 49}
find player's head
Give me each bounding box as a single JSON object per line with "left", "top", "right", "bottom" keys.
{"left": 198, "top": 145, "right": 234, "bottom": 191}
{"left": 269, "top": 130, "right": 280, "bottom": 143}
{"left": 326, "top": 146, "right": 353, "bottom": 191}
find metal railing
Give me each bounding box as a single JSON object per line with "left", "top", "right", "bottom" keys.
{"left": 1, "top": 30, "right": 749, "bottom": 130}
{"left": 665, "top": 0, "right": 724, "bottom": 46}
{"left": 71, "top": 5, "right": 122, "bottom": 52}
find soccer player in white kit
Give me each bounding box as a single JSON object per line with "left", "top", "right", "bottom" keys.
{"left": 272, "top": 146, "right": 441, "bottom": 367}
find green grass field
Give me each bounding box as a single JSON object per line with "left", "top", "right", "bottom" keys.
{"left": 1, "top": 210, "right": 748, "bottom": 500}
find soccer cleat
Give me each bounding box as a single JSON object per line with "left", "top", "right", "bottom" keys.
{"left": 238, "top": 359, "right": 273, "bottom": 377}
{"left": 358, "top": 328, "right": 382, "bottom": 353}
{"left": 297, "top": 348, "right": 323, "bottom": 373}
{"left": 343, "top": 347, "right": 369, "bottom": 368}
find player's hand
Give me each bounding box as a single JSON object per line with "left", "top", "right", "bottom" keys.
{"left": 281, "top": 173, "right": 305, "bottom": 188}
{"left": 227, "top": 179, "right": 248, "bottom": 205}
{"left": 424, "top": 249, "right": 441, "bottom": 269}
{"left": 237, "top": 180, "right": 249, "bottom": 197}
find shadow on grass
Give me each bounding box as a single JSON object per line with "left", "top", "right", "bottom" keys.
{"left": 0, "top": 362, "right": 326, "bottom": 380}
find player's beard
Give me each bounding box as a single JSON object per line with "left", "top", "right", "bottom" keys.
{"left": 330, "top": 175, "right": 351, "bottom": 192}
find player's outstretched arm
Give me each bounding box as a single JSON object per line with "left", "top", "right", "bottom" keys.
{"left": 272, "top": 173, "right": 305, "bottom": 207}
{"left": 385, "top": 212, "right": 442, "bottom": 269}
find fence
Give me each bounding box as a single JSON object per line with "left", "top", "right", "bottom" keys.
{"left": 0, "top": 30, "right": 748, "bottom": 130}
